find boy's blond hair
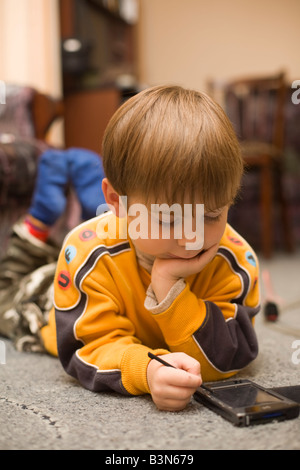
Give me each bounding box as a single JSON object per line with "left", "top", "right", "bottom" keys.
{"left": 102, "top": 85, "right": 243, "bottom": 211}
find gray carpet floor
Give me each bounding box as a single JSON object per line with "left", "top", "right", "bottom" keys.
{"left": 0, "top": 250, "right": 299, "bottom": 450}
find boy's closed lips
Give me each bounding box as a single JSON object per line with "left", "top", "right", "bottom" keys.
{"left": 165, "top": 249, "right": 206, "bottom": 260}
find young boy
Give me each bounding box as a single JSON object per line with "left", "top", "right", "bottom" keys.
{"left": 41, "top": 85, "right": 260, "bottom": 411}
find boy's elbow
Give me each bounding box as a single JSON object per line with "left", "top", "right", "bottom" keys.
{"left": 193, "top": 301, "right": 260, "bottom": 376}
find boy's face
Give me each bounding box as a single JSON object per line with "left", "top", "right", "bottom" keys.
{"left": 125, "top": 195, "right": 228, "bottom": 261}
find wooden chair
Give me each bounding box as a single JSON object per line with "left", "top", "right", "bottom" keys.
{"left": 208, "top": 71, "right": 294, "bottom": 258}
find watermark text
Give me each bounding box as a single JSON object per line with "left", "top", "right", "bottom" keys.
{"left": 291, "top": 339, "right": 300, "bottom": 365}
{"left": 291, "top": 80, "right": 300, "bottom": 105}
{"left": 0, "top": 340, "right": 6, "bottom": 365}
{"left": 96, "top": 197, "right": 205, "bottom": 250}
{"left": 0, "top": 80, "right": 6, "bottom": 105}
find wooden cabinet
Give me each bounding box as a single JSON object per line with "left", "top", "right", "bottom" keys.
{"left": 59, "top": 0, "right": 138, "bottom": 151}
{"left": 64, "top": 87, "right": 120, "bottom": 154}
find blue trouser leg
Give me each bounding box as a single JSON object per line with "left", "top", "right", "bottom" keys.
{"left": 67, "top": 148, "right": 107, "bottom": 220}
{"left": 29, "top": 148, "right": 106, "bottom": 226}
{"left": 29, "top": 149, "right": 69, "bottom": 226}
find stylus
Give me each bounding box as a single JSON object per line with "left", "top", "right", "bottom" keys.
{"left": 147, "top": 352, "right": 212, "bottom": 393}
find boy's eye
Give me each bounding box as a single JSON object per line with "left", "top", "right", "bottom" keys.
{"left": 159, "top": 220, "right": 171, "bottom": 227}
{"left": 158, "top": 218, "right": 178, "bottom": 227}
{"left": 158, "top": 214, "right": 223, "bottom": 225}
{"left": 204, "top": 213, "right": 222, "bottom": 223}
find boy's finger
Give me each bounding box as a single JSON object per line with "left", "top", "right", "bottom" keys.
{"left": 157, "top": 381, "right": 198, "bottom": 405}
{"left": 169, "top": 353, "right": 201, "bottom": 376}
{"left": 183, "top": 360, "right": 201, "bottom": 377}
{"left": 164, "top": 367, "right": 202, "bottom": 389}
{"left": 156, "top": 396, "right": 192, "bottom": 412}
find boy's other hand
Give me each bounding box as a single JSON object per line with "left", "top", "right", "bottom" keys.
{"left": 151, "top": 243, "right": 219, "bottom": 303}
{"left": 146, "top": 352, "right": 202, "bottom": 411}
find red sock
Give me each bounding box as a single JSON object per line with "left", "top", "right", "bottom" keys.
{"left": 24, "top": 217, "right": 49, "bottom": 242}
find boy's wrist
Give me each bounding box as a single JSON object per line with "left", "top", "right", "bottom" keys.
{"left": 151, "top": 268, "right": 179, "bottom": 304}
{"left": 145, "top": 278, "right": 186, "bottom": 313}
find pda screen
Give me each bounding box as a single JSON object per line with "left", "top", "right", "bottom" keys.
{"left": 212, "top": 384, "right": 283, "bottom": 408}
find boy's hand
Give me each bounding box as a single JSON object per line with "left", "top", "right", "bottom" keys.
{"left": 146, "top": 352, "right": 202, "bottom": 411}
{"left": 151, "top": 243, "right": 219, "bottom": 303}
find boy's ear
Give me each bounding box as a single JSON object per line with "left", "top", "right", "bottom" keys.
{"left": 102, "top": 178, "right": 127, "bottom": 218}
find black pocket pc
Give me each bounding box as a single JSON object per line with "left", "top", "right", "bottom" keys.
{"left": 194, "top": 379, "right": 299, "bottom": 427}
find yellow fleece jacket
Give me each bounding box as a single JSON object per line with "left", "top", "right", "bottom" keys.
{"left": 41, "top": 212, "right": 260, "bottom": 396}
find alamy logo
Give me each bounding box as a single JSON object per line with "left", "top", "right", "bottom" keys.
{"left": 96, "top": 196, "right": 205, "bottom": 250}
{"left": 291, "top": 339, "right": 300, "bottom": 365}
{"left": 0, "top": 340, "right": 6, "bottom": 364}
{"left": 0, "top": 80, "right": 6, "bottom": 105}
{"left": 291, "top": 80, "right": 300, "bottom": 105}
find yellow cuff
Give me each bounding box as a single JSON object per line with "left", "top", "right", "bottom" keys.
{"left": 121, "top": 345, "right": 169, "bottom": 395}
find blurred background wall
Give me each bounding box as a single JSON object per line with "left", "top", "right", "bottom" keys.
{"left": 0, "top": 0, "right": 62, "bottom": 144}
{"left": 137, "top": 0, "right": 300, "bottom": 89}
{"left": 0, "top": 0, "right": 62, "bottom": 95}
{"left": 1, "top": 0, "right": 299, "bottom": 96}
